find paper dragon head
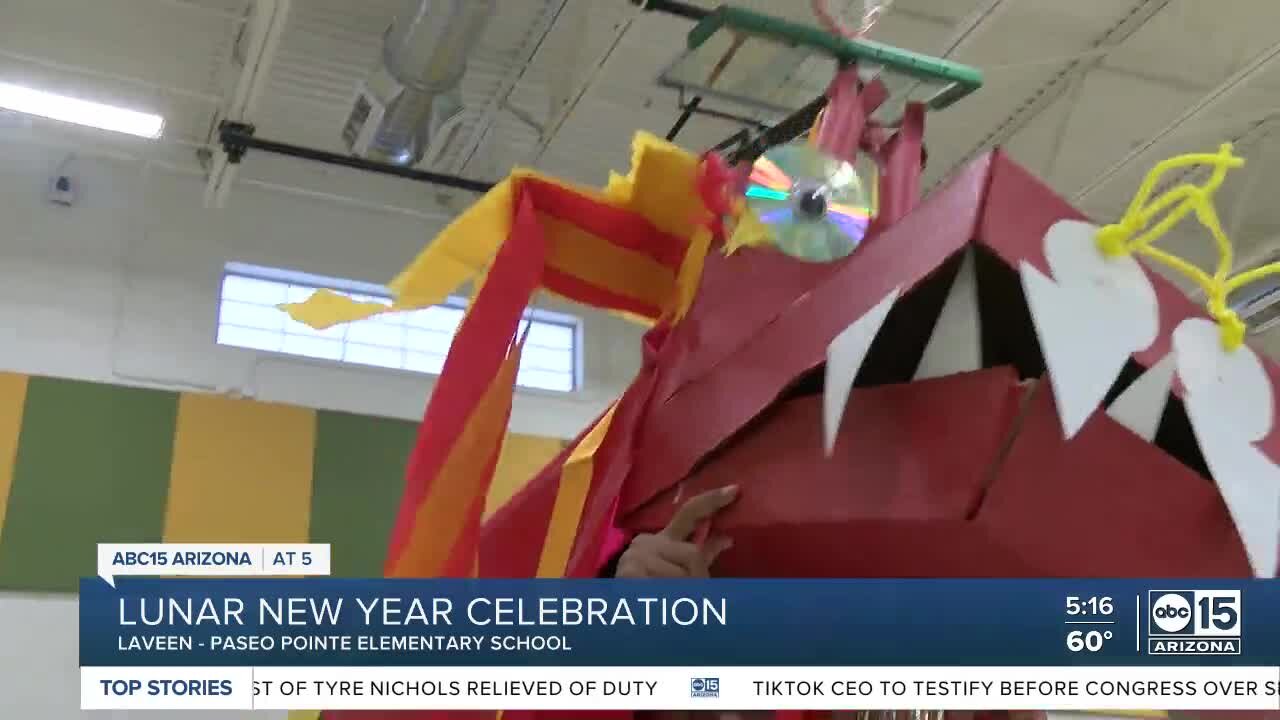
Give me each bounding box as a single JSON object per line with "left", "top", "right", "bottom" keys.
{"left": 294, "top": 6, "right": 1278, "bottom": 719}
{"left": 281, "top": 117, "right": 1278, "bottom": 584}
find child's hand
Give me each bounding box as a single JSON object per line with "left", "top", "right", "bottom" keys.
{"left": 615, "top": 486, "right": 738, "bottom": 578}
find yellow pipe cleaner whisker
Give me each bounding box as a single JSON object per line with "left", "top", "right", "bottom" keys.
{"left": 1093, "top": 143, "right": 1253, "bottom": 351}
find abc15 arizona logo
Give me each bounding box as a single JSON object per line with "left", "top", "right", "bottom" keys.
{"left": 1147, "top": 590, "right": 1242, "bottom": 655}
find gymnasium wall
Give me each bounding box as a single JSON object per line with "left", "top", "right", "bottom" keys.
{"left": 0, "top": 370, "right": 563, "bottom": 720}
{"left": 0, "top": 133, "right": 644, "bottom": 442}
{"left": 0, "top": 369, "right": 564, "bottom": 591}
{"left": 0, "top": 132, "right": 634, "bottom": 718}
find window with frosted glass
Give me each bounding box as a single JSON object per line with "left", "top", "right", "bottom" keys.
{"left": 215, "top": 265, "right": 580, "bottom": 392}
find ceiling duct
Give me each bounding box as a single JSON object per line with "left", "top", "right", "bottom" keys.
{"left": 342, "top": 0, "right": 495, "bottom": 167}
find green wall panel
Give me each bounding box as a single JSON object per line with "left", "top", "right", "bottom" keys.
{"left": 0, "top": 377, "right": 178, "bottom": 591}
{"left": 309, "top": 410, "right": 417, "bottom": 577}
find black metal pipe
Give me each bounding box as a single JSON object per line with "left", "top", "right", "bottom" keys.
{"left": 725, "top": 94, "right": 828, "bottom": 165}
{"left": 710, "top": 128, "right": 751, "bottom": 154}
{"left": 630, "top": 0, "right": 711, "bottom": 21}
{"left": 665, "top": 96, "right": 701, "bottom": 141}
{"left": 211, "top": 0, "right": 712, "bottom": 191}
{"left": 219, "top": 123, "right": 496, "bottom": 194}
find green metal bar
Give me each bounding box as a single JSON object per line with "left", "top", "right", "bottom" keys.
{"left": 685, "top": 5, "right": 984, "bottom": 110}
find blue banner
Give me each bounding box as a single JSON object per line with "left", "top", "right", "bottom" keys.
{"left": 80, "top": 578, "right": 1280, "bottom": 667}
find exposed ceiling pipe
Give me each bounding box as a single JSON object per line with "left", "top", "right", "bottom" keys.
{"left": 342, "top": 0, "right": 496, "bottom": 168}
{"left": 200, "top": 0, "right": 713, "bottom": 197}
{"left": 1073, "top": 35, "right": 1280, "bottom": 202}
{"left": 221, "top": 122, "right": 493, "bottom": 193}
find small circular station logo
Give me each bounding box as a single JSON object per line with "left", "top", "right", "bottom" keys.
{"left": 1151, "top": 593, "right": 1192, "bottom": 633}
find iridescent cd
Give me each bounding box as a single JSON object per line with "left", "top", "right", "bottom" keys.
{"left": 745, "top": 142, "right": 874, "bottom": 262}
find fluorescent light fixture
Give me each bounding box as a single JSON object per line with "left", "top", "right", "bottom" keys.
{"left": 0, "top": 82, "right": 164, "bottom": 139}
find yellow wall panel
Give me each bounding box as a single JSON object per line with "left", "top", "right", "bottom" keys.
{"left": 164, "top": 393, "right": 316, "bottom": 542}
{"left": 484, "top": 433, "right": 565, "bottom": 519}
{"left": 0, "top": 372, "right": 28, "bottom": 539}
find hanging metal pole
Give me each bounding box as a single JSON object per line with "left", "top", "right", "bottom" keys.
{"left": 630, "top": 0, "right": 711, "bottom": 21}
{"left": 722, "top": 94, "right": 830, "bottom": 164}
{"left": 218, "top": 122, "right": 496, "bottom": 193}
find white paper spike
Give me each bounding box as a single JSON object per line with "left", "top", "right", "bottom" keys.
{"left": 1021, "top": 262, "right": 1131, "bottom": 438}
{"left": 1174, "top": 319, "right": 1274, "bottom": 441}
{"left": 1173, "top": 318, "right": 1280, "bottom": 577}
{"left": 823, "top": 287, "right": 901, "bottom": 455}
{"left": 915, "top": 249, "right": 981, "bottom": 381}
{"left": 1188, "top": 394, "right": 1280, "bottom": 578}
{"left": 1105, "top": 354, "right": 1175, "bottom": 442}
{"left": 1021, "top": 220, "right": 1160, "bottom": 439}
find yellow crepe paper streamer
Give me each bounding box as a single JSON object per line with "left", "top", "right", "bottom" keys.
{"left": 1093, "top": 143, "right": 1258, "bottom": 352}
{"left": 725, "top": 197, "right": 772, "bottom": 255}
{"left": 281, "top": 177, "right": 517, "bottom": 328}
{"left": 281, "top": 133, "right": 710, "bottom": 332}
{"left": 278, "top": 290, "right": 393, "bottom": 330}
{"left": 673, "top": 226, "right": 713, "bottom": 321}
{"left": 535, "top": 404, "right": 618, "bottom": 578}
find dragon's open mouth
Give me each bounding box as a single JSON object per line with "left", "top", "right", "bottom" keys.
{"left": 619, "top": 244, "right": 1220, "bottom": 577}
{"left": 688, "top": 245, "right": 1212, "bottom": 486}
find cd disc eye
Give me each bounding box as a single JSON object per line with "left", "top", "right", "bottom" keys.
{"left": 796, "top": 189, "right": 828, "bottom": 219}
{"left": 744, "top": 142, "right": 876, "bottom": 263}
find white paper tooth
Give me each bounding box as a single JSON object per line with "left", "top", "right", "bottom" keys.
{"left": 1021, "top": 220, "right": 1160, "bottom": 439}
{"left": 1106, "top": 354, "right": 1175, "bottom": 442}
{"left": 1174, "top": 319, "right": 1274, "bottom": 442}
{"left": 1022, "top": 262, "right": 1129, "bottom": 438}
{"left": 1187, "top": 393, "right": 1280, "bottom": 578}
{"left": 1174, "top": 318, "right": 1280, "bottom": 577}
{"left": 823, "top": 287, "right": 901, "bottom": 456}
{"left": 915, "top": 249, "right": 980, "bottom": 381}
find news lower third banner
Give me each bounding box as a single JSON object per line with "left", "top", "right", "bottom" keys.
{"left": 81, "top": 545, "right": 1280, "bottom": 711}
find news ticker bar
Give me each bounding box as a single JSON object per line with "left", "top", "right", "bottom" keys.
{"left": 81, "top": 666, "right": 1280, "bottom": 712}
{"left": 84, "top": 579, "right": 1280, "bottom": 667}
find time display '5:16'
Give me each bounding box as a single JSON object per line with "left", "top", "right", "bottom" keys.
{"left": 1066, "top": 596, "right": 1114, "bottom": 616}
